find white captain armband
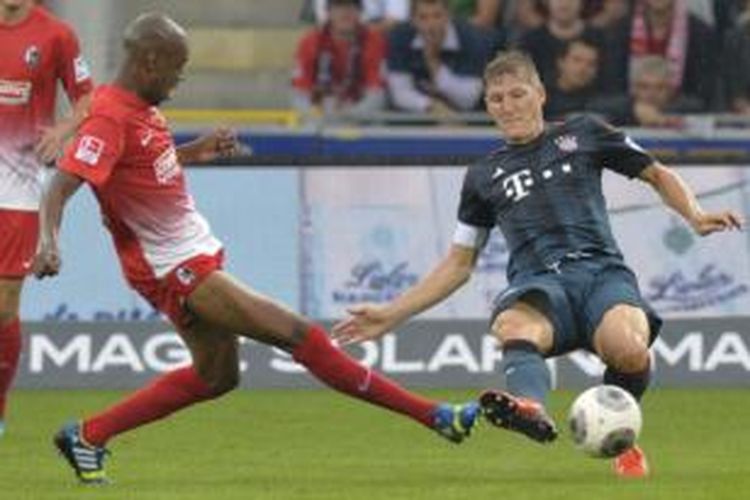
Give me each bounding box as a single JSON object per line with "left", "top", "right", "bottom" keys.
{"left": 452, "top": 221, "right": 490, "bottom": 249}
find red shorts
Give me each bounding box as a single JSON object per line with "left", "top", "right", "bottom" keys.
{"left": 132, "top": 251, "right": 225, "bottom": 328}
{"left": 0, "top": 209, "right": 39, "bottom": 278}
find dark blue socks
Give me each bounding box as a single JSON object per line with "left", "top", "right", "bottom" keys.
{"left": 502, "top": 340, "right": 551, "bottom": 404}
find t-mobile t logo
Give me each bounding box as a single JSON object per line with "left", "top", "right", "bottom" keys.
{"left": 502, "top": 169, "right": 534, "bottom": 202}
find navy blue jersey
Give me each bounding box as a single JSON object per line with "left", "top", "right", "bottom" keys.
{"left": 458, "top": 114, "right": 654, "bottom": 279}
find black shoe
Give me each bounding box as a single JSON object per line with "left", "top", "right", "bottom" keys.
{"left": 479, "top": 390, "right": 558, "bottom": 444}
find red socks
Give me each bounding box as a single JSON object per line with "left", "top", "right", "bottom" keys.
{"left": 83, "top": 366, "right": 218, "bottom": 446}
{"left": 82, "top": 325, "right": 438, "bottom": 447}
{"left": 293, "top": 325, "right": 436, "bottom": 427}
{"left": 0, "top": 318, "right": 21, "bottom": 419}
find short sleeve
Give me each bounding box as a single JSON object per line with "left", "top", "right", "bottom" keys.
{"left": 56, "top": 24, "right": 93, "bottom": 102}
{"left": 58, "top": 116, "right": 124, "bottom": 187}
{"left": 457, "top": 166, "right": 494, "bottom": 228}
{"left": 587, "top": 115, "right": 654, "bottom": 178}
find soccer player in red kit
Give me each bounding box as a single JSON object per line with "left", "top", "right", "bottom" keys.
{"left": 33, "top": 13, "right": 479, "bottom": 484}
{"left": 0, "top": 0, "right": 92, "bottom": 436}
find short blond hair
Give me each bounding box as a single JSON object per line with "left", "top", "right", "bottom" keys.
{"left": 484, "top": 50, "right": 543, "bottom": 88}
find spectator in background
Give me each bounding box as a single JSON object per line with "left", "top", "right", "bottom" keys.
{"left": 311, "top": 0, "right": 410, "bottom": 31}
{"left": 544, "top": 36, "right": 601, "bottom": 119}
{"left": 613, "top": 55, "right": 703, "bottom": 126}
{"left": 518, "top": 0, "right": 607, "bottom": 89}
{"left": 587, "top": 0, "right": 630, "bottom": 28}
{"left": 611, "top": 0, "right": 717, "bottom": 110}
{"left": 386, "top": 0, "right": 496, "bottom": 113}
{"left": 722, "top": 0, "right": 750, "bottom": 113}
{"left": 292, "top": 0, "right": 386, "bottom": 120}
{"left": 462, "top": 1, "right": 545, "bottom": 43}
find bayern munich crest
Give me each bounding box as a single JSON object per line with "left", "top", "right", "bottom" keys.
{"left": 555, "top": 134, "right": 578, "bottom": 153}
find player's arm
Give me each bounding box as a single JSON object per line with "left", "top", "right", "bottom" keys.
{"left": 35, "top": 93, "right": 92, "bottom": 164}
{"left": 36, "top": 22, "right": 95, "bottom": 164}
{"left": 33, "top": 171, "right": 84, "bottom": 278}
{"left": 332, "top": 243, "right": 481, "bottom": 344}
{"left": 639, "top": 162, "right": 744, "bottom": 236}
{"left": 176, "top": 128, "right": 239, "bottom": 164}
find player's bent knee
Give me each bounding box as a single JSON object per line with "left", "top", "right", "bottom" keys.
{"left": 603, "top": 340, "right": 649, "bottom": 374}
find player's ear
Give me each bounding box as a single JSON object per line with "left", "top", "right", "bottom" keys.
{"left": 537, "top": 83, "right": 546, "bottom": 107}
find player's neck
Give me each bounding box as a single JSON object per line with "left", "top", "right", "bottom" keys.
{"left": 505, "top": 123, "right": 545, "bottom": 146}
{"left": 114, "top": 68, "right": 149, "bottom": 105}
{"left": 0, "top": 6, "right": 33, "bottom": 25}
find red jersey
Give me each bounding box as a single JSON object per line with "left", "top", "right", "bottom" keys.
{"left": 0, "top": 6, "right": 93, "bottom": 210}
{"left": 58, "top": 85, "right": 222, "bottom": 284}
{"left": 292, "top": 24, "right": 385, "bottom": 103}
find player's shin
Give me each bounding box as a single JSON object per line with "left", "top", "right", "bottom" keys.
{"left": 82, "top": 366, "right": 224, "bottom": 446}
{"left": 292, "top": 325, "right": 436, "bottom": 427}
{"left": 603, "top": 360, "right": 651, "bottom": 402}
{"left": 502, "top": 340, "right": 551, "bottom": 404}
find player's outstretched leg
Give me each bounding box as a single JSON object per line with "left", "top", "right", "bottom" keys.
{"left": 292, "top": 325, "right": 480, "bottom": 444}
{"left": 480, "top": 339, "right": 558, "bottom": 443}
{"left": 186, "top": 272, "right": 481, "bottom": 443}
{"left": 54, "top": 422, "right": 110, "bottom": 485}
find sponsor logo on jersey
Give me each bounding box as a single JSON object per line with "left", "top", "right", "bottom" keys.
{"left": 74, "top": 56, "right": 91, "bottom": 83}
{"left": 153, "top": 146, "right": 180, "bottom": 184}
{"left": 175, "top": 266, "right": 196, "bottom": 286}
{"left": 74, "top": 135, "right": 105, "bottom": 166}
{"left": 24, "top": 45, "right": 41, "bottom": 70}
{"left": 0, "top": 79, "right": 32, "bottom": 105}
{"left": 554, "top": 134, "right": 578, "bottom": 153}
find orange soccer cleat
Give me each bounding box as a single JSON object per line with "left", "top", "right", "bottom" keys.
{"left": 614, "top": 445, "right": 650, "bottom": 478}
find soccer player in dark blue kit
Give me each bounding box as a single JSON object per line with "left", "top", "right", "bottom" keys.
{"left": 334, "top": 50, "right": 743, "bottom": 478}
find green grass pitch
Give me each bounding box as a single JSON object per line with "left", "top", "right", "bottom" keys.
{"left": 0, "top": 388, "right": 748, "bottom": 499}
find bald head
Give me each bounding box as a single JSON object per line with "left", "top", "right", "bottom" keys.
{"left": 124, "top": 12, "right": 187, "bottom": 54}
{"left": 118, "top": 12, "right": 188, "bottom": 106}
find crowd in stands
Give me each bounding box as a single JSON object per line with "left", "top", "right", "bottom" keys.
{"left": 292, "top": 0, "right": 750, "bottom": 127}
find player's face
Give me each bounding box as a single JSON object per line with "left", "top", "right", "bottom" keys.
{"left": 142, "top": 43, "right": 188, "bottom": 106}
{"left": 0, "top": 0, "right": 33, "bottom": 22}
{"left": 484, "top": 73, "right": 546, "bottom": 144}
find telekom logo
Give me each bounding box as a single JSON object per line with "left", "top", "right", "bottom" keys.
{"left": 502, "top": 169, "right": 534, "bottom": 202}
{"left": 500, "top": 163, "right": 573, "bottom": 203}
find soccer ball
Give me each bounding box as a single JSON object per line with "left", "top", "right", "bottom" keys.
{"left": 567, "top": 385, "right": 642, "bottom": 458}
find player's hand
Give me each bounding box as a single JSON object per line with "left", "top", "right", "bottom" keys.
{"left": 332, "top": 303, "right": 398, "bottom": 345}
{"left": 34, "top": 125, "right": 68, "bottom": 165}
{"left": 32, "top": 243, "right": 62, "bottom": 279}
{"left": 192, "top": 127, "right": 239, "bottom": 163}
{"left": 690, "top": 210, "right": 744, "bottom": 236}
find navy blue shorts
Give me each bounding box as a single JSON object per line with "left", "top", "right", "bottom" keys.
{"left": 491, "top": 256, "right": 662, "bottom": 357}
